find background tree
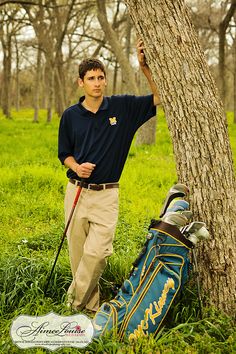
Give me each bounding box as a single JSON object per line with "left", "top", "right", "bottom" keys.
{"left": 0, "top": 5, "right": 25, "bottom": 118}
{"left": 0, "top": 0, "right": 235, "bottom": 127}
{"left": 188, "top": 0, "right": 236, "bottom": 111}
{"left": 124, "top": 0, "right": 236, "bottom": 314}
{"left": 218, "top": 0, "right": 236, "bottom": 107}
{"left": 96, "top": 0, "right": 157, "bottom": 144}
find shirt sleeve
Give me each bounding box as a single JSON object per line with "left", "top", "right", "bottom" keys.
{"left": 58, "top": 111, "right": 73, "bottom": 165}
{"left": 127, "top": 94, "right": 157, "bottom": 131}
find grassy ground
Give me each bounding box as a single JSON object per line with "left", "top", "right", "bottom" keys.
{"left": 0, "top": 109, "right": 235, "bottom": 353}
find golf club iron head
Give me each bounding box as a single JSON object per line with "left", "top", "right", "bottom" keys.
{"left": 162, "top": 212, "right": 189, "bottom": 229}
{"left": 181, "top": 222, "right": 210, "bottom": 246}
{"left": 159, "top": 184, "right": 189, "bottom": 218}
{"left": 180, "top": 210, "right": 193, "bottom": 221}
{"left": 181, "top": 221, "right": 205, "bottom": 234}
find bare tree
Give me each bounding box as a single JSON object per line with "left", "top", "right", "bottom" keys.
{"left": 96, "top": 0, "right": 157, "bottom": 145}
{"left": 0, "top": 5, "right": 25, "bottom": 117}
{"left": 96, "top": 0, "right": 138, "bottom": 94}
{"left": 124, "top": 0, "right": 236, "bottom": 315}
{"left": 188, "top": 0, "right": 236, "bottom": 109}
{"left": 218, "top": 0, "right": 236, "bottom": 106}
{"left": 23, "top": 0, "right": 82, "bottom": 121}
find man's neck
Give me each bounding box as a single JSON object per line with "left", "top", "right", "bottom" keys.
{"left": 82, "top": 96, "right": 104, "bottom": 114}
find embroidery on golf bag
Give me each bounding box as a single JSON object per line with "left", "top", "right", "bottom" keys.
{"left": 128, "top": 277, "right": 175, "bottom": 341}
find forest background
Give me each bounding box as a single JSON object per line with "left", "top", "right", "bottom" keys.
{"left": 0, "top": 0, "right": 236, "bottom": 353}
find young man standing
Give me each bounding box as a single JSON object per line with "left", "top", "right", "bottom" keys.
{"left": 58, "top": 40, "right": 160, "bottom": 313}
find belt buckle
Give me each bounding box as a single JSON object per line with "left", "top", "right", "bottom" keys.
{"left": 87, "top": 183, "right": 92, "bottom": 190}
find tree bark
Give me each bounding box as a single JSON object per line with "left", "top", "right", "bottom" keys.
{"left": 124, "top": 0, "right": 236, "bottom": 315}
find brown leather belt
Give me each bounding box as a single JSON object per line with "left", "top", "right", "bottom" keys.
{"left": 69, "top": 178, "right": 119, "bottom": 191}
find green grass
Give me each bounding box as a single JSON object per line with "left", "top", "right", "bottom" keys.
{"left": 0, "top": 109, "right": 235, "bottom": 353}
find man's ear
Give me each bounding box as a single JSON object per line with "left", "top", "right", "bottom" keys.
{"left": 78, "top": 78, "right": 83, "bottom": 87}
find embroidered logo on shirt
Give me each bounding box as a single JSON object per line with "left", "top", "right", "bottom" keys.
{"left": 109, "top": 117, "right": 117, "bottom": 126}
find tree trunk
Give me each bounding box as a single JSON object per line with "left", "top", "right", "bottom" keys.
{"left": 124, "top": 0, "right": 236, "bottom": 315}
{"left": 96, "top": 0, "right": 139, "bottom": 94}
{"left": 112, "top": 60, "right": 119, "bottom": 95}
{"left": 54, "top": 49, "right": 66, "bottom": 117}
{"left": 33, "top": 46, "right": 42, "bottom": 123}
{"left": 234, "top": 18, "right": 236, "bottom": 124}
{"left": 136, "top": 68, "right": 156, "bottom": 145}
{"left": 1, "top": 37, "right": 12, "bottom": 118}
{"left": 41, "top": 63, "right": 47, "bottom": 109}
{"left": 136, "top": 116, "right": 157, "bottom": 145}
{"left": 15, "top": 35, "right": 20, "bottom": 112}
{"left": 218, "top": 1, "right": 236, "bottom": 107}
{"left": 46, "top": 59, "right": 54, "bottom": 123}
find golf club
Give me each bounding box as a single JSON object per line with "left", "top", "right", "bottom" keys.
{"left": 165, "top": 199, "right": 189, "bottom": 213}
{"left": 162, "top": 211, "right": 189, "bottom": 228}
{"left": 44, "top": 180, "right": 84, "bottom": 295}
{"left": 159, "top": 184, "right": 189, "bottom": 218}
{"left": 182, "top": 222, "right": 209, "bottom": 245}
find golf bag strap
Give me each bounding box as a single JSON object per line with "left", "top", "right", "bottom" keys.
{"left": 151, "top": 220, "right": 194, "bottom": 249}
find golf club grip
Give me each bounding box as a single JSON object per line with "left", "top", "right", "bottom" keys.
{"left": 73, "top": 184, "right": 82, "bottom": 207}
{"left": 64, "top": 180, "right": 84, "bottom": 235}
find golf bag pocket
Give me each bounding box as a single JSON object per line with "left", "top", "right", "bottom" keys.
{"left": 93, "top": 297, "right": 128, "bottom": 337}
{"left": 93, "top": 221, "right": 193, "bottom": 339}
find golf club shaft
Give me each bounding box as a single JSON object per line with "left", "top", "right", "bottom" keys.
{"left": 44, "top": 182, "right": 83, "bottom": 295}
{"left": 192, "top": 249, "right": 203, "bottom": 319}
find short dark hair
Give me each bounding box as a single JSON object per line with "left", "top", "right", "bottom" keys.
{"left": 78, "top": 58, "right": 106, "bottom": 80}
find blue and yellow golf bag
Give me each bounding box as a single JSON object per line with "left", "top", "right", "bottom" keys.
{"left": 93, "top": 219, "right": 193, "bottom": 340}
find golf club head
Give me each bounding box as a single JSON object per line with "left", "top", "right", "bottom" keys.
{"left": 182, "top": 221, "right": 206, "bottom": 235}
{"left": 162, "top": 211, "right": 189, "bottom": 229}
{"left": 180, "top": 210, "right": 193, "bottom": 221}
{"left": 166, "top": 200, "right": 189, "bottom": 213}
{"left": 194, "top": 226, "right": 210, "bottom": 240}
{"left": 181, "top": 222, "right": 209, "bottom": 245}
{"left": 188, "top": 226, "right": 210, "bottom": 245}
{"left": 159, "top": 184, "right": 189, "bottom": 218}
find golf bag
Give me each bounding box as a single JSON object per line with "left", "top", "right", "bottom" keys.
{"left": 93, "top": 219, "right": 193, "bottom": 340}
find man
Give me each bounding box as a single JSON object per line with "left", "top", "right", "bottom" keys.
{"left": 58, "top": 40, "right": 160, "bottom": 313}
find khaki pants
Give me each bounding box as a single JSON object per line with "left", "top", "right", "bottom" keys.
{"left": 64, "top": 182, "right": 119, "bottom": 312}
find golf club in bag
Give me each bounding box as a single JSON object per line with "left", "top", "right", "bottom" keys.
{"left": 93, "top": 183, "right": 209, "bottom": 340}
{"left": 44, "top": 180, "right": 84, "bottom": 295}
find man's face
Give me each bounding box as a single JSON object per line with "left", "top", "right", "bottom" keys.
{"left": 78, "top": 69, "right": 107, "bottom": 98}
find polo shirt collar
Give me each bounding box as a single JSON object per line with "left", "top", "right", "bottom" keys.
{"left": 78, "top": 96, "right": 108, "bottom": 112}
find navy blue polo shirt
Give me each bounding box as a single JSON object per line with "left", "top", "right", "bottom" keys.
{"left": 58, "top": 94, "right": 156, "bottom": 184}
